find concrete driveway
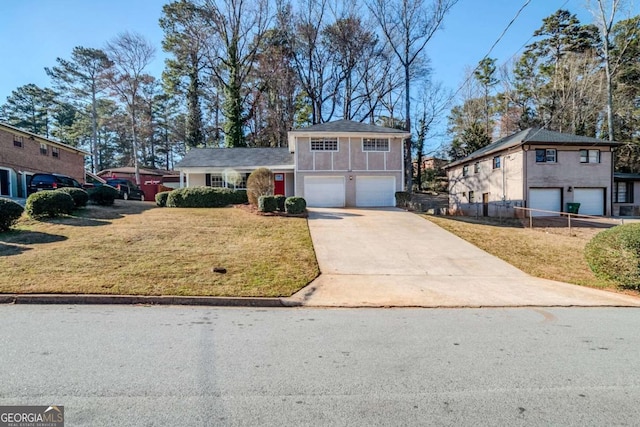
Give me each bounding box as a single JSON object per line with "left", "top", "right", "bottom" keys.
{"left": 288, "top": 208, "right": 640, "bottom": 307}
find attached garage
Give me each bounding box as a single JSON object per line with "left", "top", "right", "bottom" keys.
{"left": 573, "top": 188, "right": 604, "bottom": 216}
{"left": 529, "top": 188, "right": 561, "bottom": 217}
{"left": 304, "top": 176, "right": 345, "bottom": 207}
{"left": 356, "top": 176, "right": 396, "bottom": 207}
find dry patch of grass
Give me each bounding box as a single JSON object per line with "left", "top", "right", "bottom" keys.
{"left": 0, "top": 202, "right": 319, "bottom": 297}
{"left": 425, "top": 215, "right": 619, "bottom": 290}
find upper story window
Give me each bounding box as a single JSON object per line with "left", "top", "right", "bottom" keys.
{"left": 52, "top": 147, "right": 60, "bottom": 158}
{"left": 363, "top": 138, "right": 389, "bottom": 152}
{"left": 311, "top": 138, "right": 338, "bottom": 151}
{"left": 493, "top": 156, "right": 501, "bottom": 169}
{"left": 474, "top": 162, "right": 480, "bottom": 173}
{"left": 536, "top": 149, "right": 557, "bottom": 163}
{"left": 462, "top": 165, "right": 469, "bottom": 176}
{"left": 13, "top": 135, "right": 23, "bottom": 148}
{"left": 580, "top": 149, "right": 600, "bottom": 163}
{"left": 40, "top": 143, "right": 48, "bottom": 155}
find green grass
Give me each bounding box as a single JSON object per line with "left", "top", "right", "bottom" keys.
{"left": 0, "top": 202, "right": 319, "bottom": 297}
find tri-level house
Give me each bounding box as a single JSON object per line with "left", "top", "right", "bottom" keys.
{"left": 0, "top": 122, "right": 89, "bottom": 198}
{"left": 175, "top": 120, "right": 411, "bottom": 207}
{"left": 446, "top": 128, "right": 619, "bottom": 217}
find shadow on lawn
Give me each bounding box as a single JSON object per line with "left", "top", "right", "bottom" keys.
{"left": 0, "top": 231, "right": 68, "bottom": 256}
{"left": 0, "top": 243, "right": 32, "bottom": 256}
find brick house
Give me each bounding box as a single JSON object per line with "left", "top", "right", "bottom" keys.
{"left": 0, "top": 122, "right": 89, "bottom": 198}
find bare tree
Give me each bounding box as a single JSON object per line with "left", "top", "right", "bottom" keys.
{"left": 367, "top": 0, "right": 458, "bottom": 191}
{"left": 106, "top": 31, "right": 156, "bottom": 184}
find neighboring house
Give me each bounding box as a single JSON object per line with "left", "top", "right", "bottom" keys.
{"left": 175, "top": 120, "right": 411, "bottom": 207}
{"left": 0, "top": 122, "right": 89, "bottom": 198}
{"left": 97, "top": 167, "right": 180, "bottom": 200}
{"left": 446, "top": 128, "right": 619, "bottom": 217}
{"left": 613, "top": 173, "right": 640, "bottom": 216}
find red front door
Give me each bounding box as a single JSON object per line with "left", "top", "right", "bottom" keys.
{"left": 274, "top": 173, "right": 285, "bottom": 195}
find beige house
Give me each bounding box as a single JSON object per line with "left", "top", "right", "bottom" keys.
{"left": 175, "top": 120, "right": 411, "bottom": 207}
{"left": 446, "top": 128, "right": 618, "bottom": 217}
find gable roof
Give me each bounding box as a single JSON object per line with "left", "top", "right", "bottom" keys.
{"left": 446, "top": 128, "right": 619, "bottom": 168}
{"left": 293, "top": 119, "right": 411, "bottom": 135}
{"left": 1, "top": 122, "right": 91, "bottom": 155}
{"left": 175, "top": 147, "right": 294, "bottom": 170}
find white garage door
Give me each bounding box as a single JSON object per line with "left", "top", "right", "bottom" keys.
{"left": 356, "top": 176, "right": 396, "bottom": 207}
{"left": 304, "top": 176, "right": 345, "bottom": 207}
{"left": 573, "top": 188, "right": 604, "bottom": 216}
{"left": 529, "top": 188, "right": 561, "bottom": 217}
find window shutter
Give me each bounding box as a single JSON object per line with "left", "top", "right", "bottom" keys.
{"left": 205, "top": 173, "right": 211, "bottom": 186}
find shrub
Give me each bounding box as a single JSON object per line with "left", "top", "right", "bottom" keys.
{"left": 228, "top": 189, "right": 248, "bottom": 205}
{"left": 86, "top": 185, "right": 118, "bottom": 206}
{"left": 585, "top": 223, "right": 640, "bottom": 290}
{"left": 395, "top": 191, "right": 411, "bottom": 207}
{"left": 155, "top": 191, "right": 171, "bottom": 207}
{"left": 258, "top": 195, "right": 278, "bottom": 213}
{"left": 165, "top": 187, "right": 247, "bottom": 208}
{"left": 25, "top": 191, "right": 74, "bottom": 218}
{"left": 0, "top": 198, "right": 24, "bottom": 231}
{"left": 285, "top": 197, "right": 307, "bottom": 215}
{"left": 56, "top": 187, "right": 89, "bottom": 208}
{"left": 246, "top": 168, "right": 273, "bottom": 206}
{"left": 275, "top": 195, "right": 286, "bottom": 212}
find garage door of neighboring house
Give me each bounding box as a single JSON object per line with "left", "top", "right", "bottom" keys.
{"left": 573, "top": 188, "right": 604, "bottom": 216}
{"left": 304, "top": 176, "right": 345, "bottom": 207}
{"left": 529, "top": 188, "right": 561, "bottom": 217}
{"left": 355, "top": 176, "right": 395, "bottom": 207}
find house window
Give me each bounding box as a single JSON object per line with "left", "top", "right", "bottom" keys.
{"left": 311, "top": 138, "right": 338, "bottom": 151}
{"left": 615, "top": 182, "right": 634, "bottom": 203}
{"left": 206, "top": 173, "right": 247, "bottom": 189}
{"left": 535, "top": 149, "right": 557, "bottom": 163}
{"left": 40, "top": 143, "right": 48, "bottom": 155}
{"left": 362, "top": 138, "right": 389, "bottom": 151}
{"left": 493, "top": 156, "right": 501, "bottom": 169}
{"left": 462, "top": 165, "right": 469, "bottom": 176}
{"left": 580, "top": 149, "right": 600, "bottom": 163}
{"left": 469, "top": 191, "right": 475, "bottom": 203}
{"left": 13, "top": 135, "right": 23, "bottom": 147}
{"left": 52, "top": 147, "right": 60, "bottom": 158}
{"left": 207, "top": 174, "right": 225, "bottom": 187}
{"left": 474, "top": 162, "right": 480, "bottom": 173}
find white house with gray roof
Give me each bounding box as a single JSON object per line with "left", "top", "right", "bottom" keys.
{"left": 175, "top": 120, "right": 411, "bottom": 207}
{"left": 445, "top": 128, "right": 619, "bottom": 217}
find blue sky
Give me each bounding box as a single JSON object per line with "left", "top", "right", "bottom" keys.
{"left": 1, "top": 0, "right": 595, "bottom": 119}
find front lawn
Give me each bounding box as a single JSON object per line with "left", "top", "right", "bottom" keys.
{"left": 0, "top": 202, "right": 319, "bottom": 297}
{"left": 425, "top": 215, "right": 621, "bottom": 291}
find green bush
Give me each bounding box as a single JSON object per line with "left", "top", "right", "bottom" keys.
{"left": 285, "top": 197, "right": 307, "bottom": 215}
{"left": 87, "top": 185, "right": 118, "bottom": 206}
{"left": 166, "top": 187, "right": 247, "bottom": 208}
{"left": 585, "top": 223, "right": 640, "bottom": 290}
{"left": 25, "top": 191, "right": 75, "bottom": 218}
{"left": 247, "top": 168, "right": 273, "bottom": 206}
{"left": 0, "top": 198, "right": 24, "bottom": 231}
{"left": 155, "top": 191, "right": 171, "bottom": 207}
{"left": 275, "top": 195, "right": 286, "bottom": 212}
{"left": 395, "top": 191, "right": 411, "bottom": 207}
{"left": 56, "top": 187, "right": 89, "bottom": 208}
{"left": 258, "top": 195, "right": 278, "bottom": 213}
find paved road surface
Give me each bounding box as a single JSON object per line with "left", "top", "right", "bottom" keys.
{"left": 1, "top": 305, "right": 639, "bottom": 426}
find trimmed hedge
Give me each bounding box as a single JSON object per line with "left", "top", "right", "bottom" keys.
{"left": 87, "top": 185, "right": 119, "bottom": 206}
{"left": 285, "top": 197, "right": 306, "bottom": 215}
{"left": 56, "top": 187, "right": 89, "bottom": 208}
{"left": 585, "top": 223, "right": 640, "bottom": 290}
{"left": 166, "top": 187, "right": 247, "bottom": 208}
{"left": 274, "top": 195, "right": 286, "bottom": 212}
{"left": 0, "top": 198, "right": 24, "bottom": 231}
{"left": 155, "top": 191, "right": 171, "bottom": 207}
{"left": 258, "top": 195, "right": 278, "bottom": 213}
{"left": 395, "top": 191, "right": 411, "bottom": 207}
{"left": 25, "top": 191, "right": 75, "bottom": 218}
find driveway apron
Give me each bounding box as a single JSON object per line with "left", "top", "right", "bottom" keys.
{"left": 287, "top": 208, "right": 640, "bottom": 307}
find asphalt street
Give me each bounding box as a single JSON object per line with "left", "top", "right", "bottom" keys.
{"left": 1, "top": 305, "right": 639, "bottom": 426}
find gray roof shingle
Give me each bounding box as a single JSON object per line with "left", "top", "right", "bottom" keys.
{"left": 292, "top": 119, "right": 410, "bottom": 134}
{"left": 175, "top": 147, "right": 294, "bottom": 169}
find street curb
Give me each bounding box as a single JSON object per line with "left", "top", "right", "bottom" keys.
{"left": 0, "top": 294, "right": 301, "bottom": 307}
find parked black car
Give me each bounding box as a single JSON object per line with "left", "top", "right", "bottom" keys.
{"left": 27, "top": 173, "right": 84, "bottom": 195}
{"left": 105, "top": 178, "right": 145, "bottom": 201}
